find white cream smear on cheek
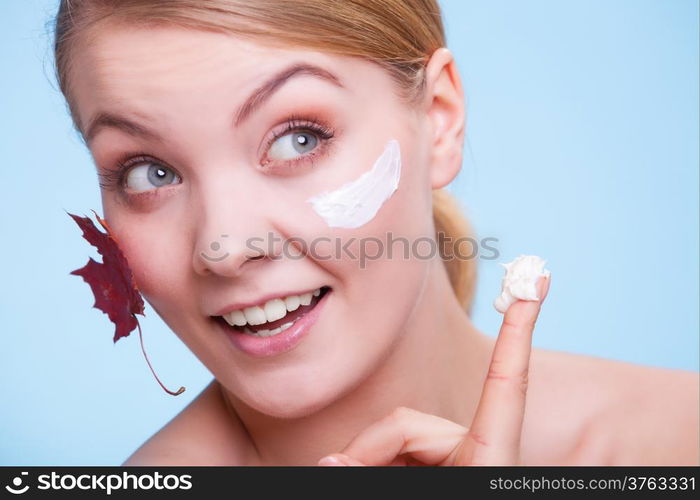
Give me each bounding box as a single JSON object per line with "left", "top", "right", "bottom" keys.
{"left": 306, "top": 139, "right": 401, "bottom": 228}
{"left": 494, "top": 255, "right": 551, "bottom": 314}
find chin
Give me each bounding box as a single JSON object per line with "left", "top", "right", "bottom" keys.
{"left": 213, "top": 298, "right": 406, "bottom": 419}
{"left": 224, "top": 363, "right": 365, "bottom": 419}
{"left": 242, "top": 382, "right": 343, "bottom": 419}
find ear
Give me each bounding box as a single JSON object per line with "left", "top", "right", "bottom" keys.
{"left": 422, "top": 48, "right": 465, "bottom": 189}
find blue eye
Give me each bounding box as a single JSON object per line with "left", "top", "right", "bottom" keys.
{"left": 125, "top": 162, "right": 180, "bottom": 192}
{"left": 268, "top": 131, "right": 319, "bottom": 160}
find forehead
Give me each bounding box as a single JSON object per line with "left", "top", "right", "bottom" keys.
{"left": 70, "top": 23, "right": 390, "bottom": 132}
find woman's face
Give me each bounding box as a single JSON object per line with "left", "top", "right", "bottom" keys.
{"left": 72, "top": 24, "right": 441, "bottom": 417}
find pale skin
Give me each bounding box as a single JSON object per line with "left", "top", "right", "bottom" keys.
{"left": 68, "top": 23, "right": 698, "bottom": 466}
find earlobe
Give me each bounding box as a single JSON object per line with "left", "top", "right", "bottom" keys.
{"left": 423, "top": 48, "right": 466, "bottom": 189}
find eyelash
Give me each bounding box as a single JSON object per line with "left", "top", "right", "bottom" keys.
{"left": 97, "top": 114, "right": 336, "bottom": 196}
{"left": 262, "top": 114, "right": 335, "bottom": 168}
{"left": 98, "top": 153, "right": 151, "bottom": 192}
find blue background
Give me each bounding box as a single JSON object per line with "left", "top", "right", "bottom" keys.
{"left": 1, "top": 0, "right": 697, "bottom": 465}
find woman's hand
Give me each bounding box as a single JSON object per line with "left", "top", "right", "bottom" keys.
{"left": 318, "top": 275, "right": 551, "bottom": 466}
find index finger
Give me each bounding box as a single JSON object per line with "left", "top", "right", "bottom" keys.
{"left": 461, "top": 274, "right": 551, "bottom": 465}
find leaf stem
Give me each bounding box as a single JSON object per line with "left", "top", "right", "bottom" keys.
{"left": 136, "top": 319, "right": 185, "bottom": 396}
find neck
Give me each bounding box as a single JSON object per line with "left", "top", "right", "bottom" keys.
{"left": 224, "top": 258, "right": 492, "bottom": 465}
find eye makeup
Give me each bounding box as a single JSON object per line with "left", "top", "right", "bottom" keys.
{"left": 97, "top": 152, "right": 171, "bottom": 192}
{"left": 259, "top": 114, "right": 336, "bottom": 172}
{"left": 95, "top": 113, "right": 338, "bottom": 202}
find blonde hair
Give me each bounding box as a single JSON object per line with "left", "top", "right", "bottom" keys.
{"left": 53, "top": 0, "right": 477, "bottom": 313}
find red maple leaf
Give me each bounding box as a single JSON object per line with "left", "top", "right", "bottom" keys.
{"left": 68, "top": 210, "right": 144, "bottom": 343}
{"left": 68, "top": 210, "right": 184, "bottom": 396}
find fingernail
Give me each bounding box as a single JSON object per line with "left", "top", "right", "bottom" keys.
{"left": 318, "top": 455, "right": 344, "bottom": 466}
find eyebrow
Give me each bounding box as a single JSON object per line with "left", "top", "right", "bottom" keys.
{"left": 84, "top": 63, "right": 344, "bottom": 144}
{"left": 84, "top": 112, "right": 160, "bottom": 144}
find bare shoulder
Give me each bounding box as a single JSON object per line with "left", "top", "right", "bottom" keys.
{"left": 122, "top": 380, "right": 256, "bottom": 466}
{"left": 522, "top": 347, "right": 699, "bottom": 465}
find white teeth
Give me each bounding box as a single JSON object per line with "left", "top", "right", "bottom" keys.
{"left": 253, "top": 328, "right": 281, "bottom": 338}
{"left": 223, "top": 309, "right": 247, "bottom": 327}
{"left": 230, "top": 310, "right": 247, "bottom": 326}
{"left": 243, "top": 306, "right": 266, "bottom": 325}
{"left": 222, "top": 287, "right": 325, "bottom": 331}
{"left": 264, "top": 298, "right": 287, "bottom": 322}
{"left": 245, "top": 321, "right": 295, "bottom": 338}
{"left": 284, "top": 295, "right": 300, "bottom": 312}
{"left": 299, "top": 293, "right": 312, "bottom": 306}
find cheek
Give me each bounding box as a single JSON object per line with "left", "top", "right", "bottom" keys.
{"left": 102, "top": 202, "right": 194, "bottom": 322}
{"left": 313, "top": 137, "right": 434, "bottom": 264}
{"left": 278, "top": 134, "right": 433, "bottom": 280}
{"left": 277, "top": 137, "right": 434, "bottom": 339}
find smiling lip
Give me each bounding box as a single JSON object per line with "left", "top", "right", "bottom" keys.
{"left": 215, "top": 288, "right": 331, "bottom": 358}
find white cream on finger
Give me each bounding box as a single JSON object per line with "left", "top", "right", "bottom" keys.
{"left": 494, "top": 255, "right": 551, "bottom": 314}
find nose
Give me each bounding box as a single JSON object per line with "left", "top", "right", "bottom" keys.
{"left": 191, "top": 179, "right": 281, "bottom": 278}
